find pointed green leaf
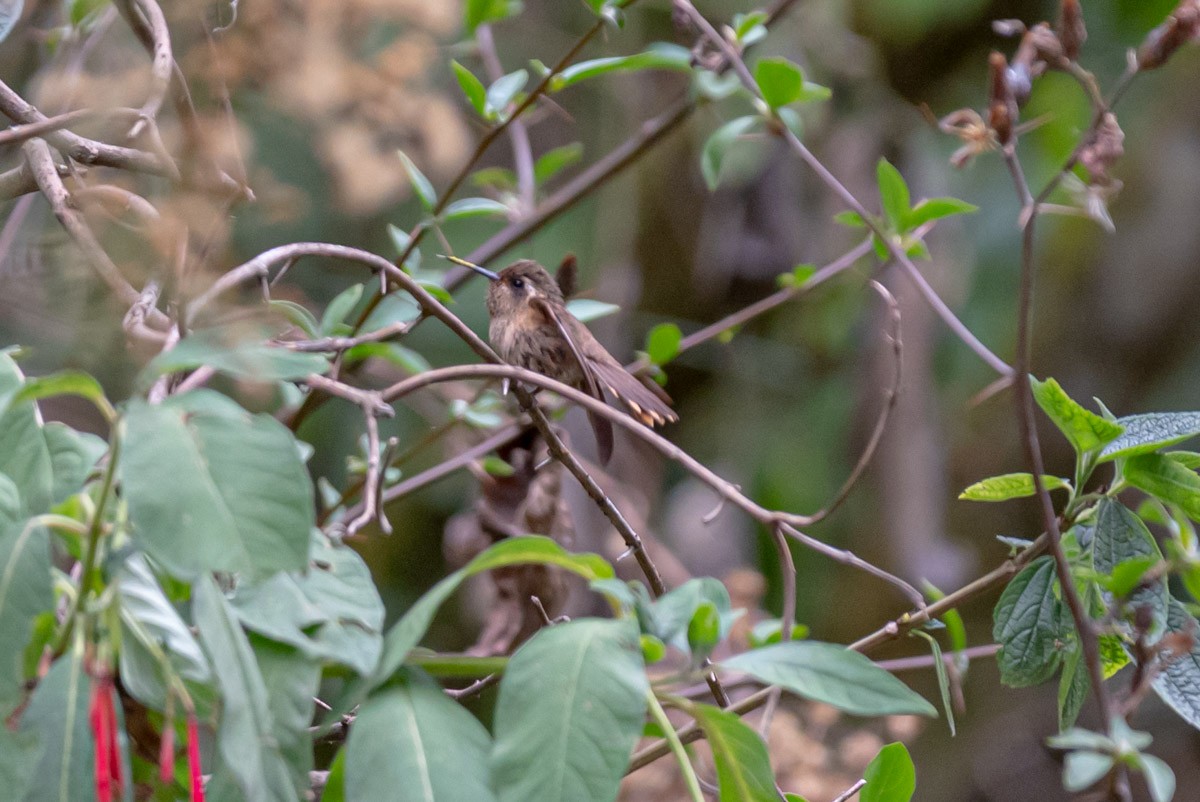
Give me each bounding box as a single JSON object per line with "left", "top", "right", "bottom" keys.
{"left": 552, "top": 44, "right": 691, "bottom": 92}
{"left": 564, "top": 299, "right": 620, "bottom": 323}
{"left": 701, "top": 116, "right": 758, "bottom": 190}
{"left": 269, "top": 300, "right": 320, "bottom": 338}
{"left": 397, "top": 150, "right": 436, "bottom": 210}
{"left": 485, "top": 69, "right": 528, "bottom": 118}
{"left": 721, "top": 641, "right": 937, "bottom": 717}
{"left": 141, "top": 331, "right": 330, "bottom": 386}
{"left": 19, "top": 646, "right": 97, "bottom": 802}
{"left": 1101, "top": 411, "right": 1200, "bottom": 462}
{"left": 321, "top": 283, "right": 365, "bottom": 335}
{"left": 1094, "top": 499, "right": 1167, "bottom": 629}
{"left": 959, "top": 473, "right": 1070, "bottom": 502}
{"left": 1031, "top": 377, "right": 1124, "bottom": 455}
{"left": 876, "top": 159, "right": 911, "bottom": 230}
{"left": 491, "top": 619, "right": 647, "bottom": 802}
{"left": 533, "top": 143, "right": 583, "bottom": 184}
{"left": 993, "top": 556, "right": 1071, "bottom": 687}
{"left": 465, "top": 0, "right": 523, "bottom": 31}
{"left": 13, "top": 371, "right": 114, "bottom": 421}
{"left": 1125, "top": 453, "right": 1200, "bottom": 521}
{"left": 910, "top": 631, "right": 955, "bottom": 736}
{"left": 861, "top": 742, "right": 916, "bottom": 802}
{"left": 906, "top": 197, "right": 978, "bottom": 229}
{"left": 443, "top": 197, "right": 510, "bottom": 221}
{"left": 451, "top": 60, "right": 487, "bottom": 117}
{"left": 691, "top": 703, "right": 781, "bottom": 802}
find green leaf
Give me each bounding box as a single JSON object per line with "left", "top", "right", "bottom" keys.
{"left": 1094, "top": 499, "right": 1167, "bottom": 630}
{"left": 754, "top": 57, "right": 804, "bottom": 108}
{"left": 347, "top": 668, "right": 496, "bottom": 802}
{"left": 687, "top": 600, "right": 721, "bottom": 661}
{"left": 0, "top": 519, "right": 51, "bottom": 717}
{"left": 748, "top": 619, "right": 809, "bottom": 647}
{"left": 910, "top": 630, "right": 955, "bottom": 737}
{"left": 233, "top": 533, "right": 385, "bottom": 676}
{"left": 958, "top": 473, "right": 1070, "bottom": 502}
{"left": 646, "top": 323, "right": 682, "bottom": 366}
{"left": 721, "top": 642, "right": 937, "bottom": 717}
{"left": 443, "top": 197, "right": 510, "bottom": 221}
{"left": 1137, "top": 753, "right": 1176, "bottom": 802}
{"left": 465, "top": 0, "right": 522, "bottom": 31}
{"left": 194, "top": 575, "right": 296, "bottom": 801}
{"left": 485, "top": 69, "right": 528, "bottom": 118}
{"left": 1063, "top": 751, "right": 1114, "bottom": 792}
{"left": 117, "top": 554, "right": 212, "bottom": 709}
{"left": 0, "top": 725, "right": 40, "bottom": 801}
{"left": 0, "top": 357, "right": 53, "bottom": 515}
{"left": 533, "top": 143, "right": 583, "bottom": 184}
{"left": 121, "top": 396, "right": 314, "bottom": 579}
{"left": 1101, "top": 412, "right": 1200, "bottom": 462}
{"left": 451, "top": 60, "right": 488, "bottom": 117}
{"left": 141, "top": 331, "right": 330, "bottom": 386}
{"left": 1152, "top": 600, "right": 1200, "bottom": 730}
{"left": 12, "top": 370, "right": 114, "bottom": 421}
{"left": 690, "top": 703, "right": 780, "bottom": 802}
{"left": 834, "top": 210, "right": 866, "bottom": 228}
{"left": 733, "top": 11, "right": 768, "bottom": 44}
{"left": 906, "top": 197, "right": 978, "bottom": 229}
{"left": 481, "top": 455, "right": 514, "bottom": 477}
{"left": 861, "top": 742, "right": 916, "bottom": 802}
{"left": 552, "top": 43, "right": 691, "bottom": 92}
{"left": 386, "top": 224, "right": 422, "bottom": 271}
{"left": 321, "top": 283, "right": 365, "bottom": 335}
{"left": 43, "top": 423, "right": 106, "bottom": 507}
{"left": 564, "top": 298, "right": 620, "bottom": 323}
{"left": 1168, "top": 450, "right": 1200, "bottom": 470}
{"left": 350, "top": 537, "right": 612, "bottom": 707}
{"left": 876, "top": 159, "right": 911, "bottom": 230}
{"left": 397, "top": 150, "right": 437, "bottom": 210}
{"left": 649, "top": 577, "right": 735, "bottom": 652}
{"left": 18, "top": 645, "right": 97, "bottom": 802}
{"left": 344, "top": 342, "right": 432, "bottom": 375}
{"left": 993, "top": 556, "right": 1071, "bottom": 687}
{"left": 253, "top": 640, "right": 321, "bottom": 796}
{"left": 268, "top": 300, "right": 320, "bottom": 338}
{"left": 491, "top": 619, "right": 647, "bottom": 802}
{"left": 1058, "top": 646, "right": 1090, "bottom": 731}
{"left": 701, "top": 116, "right": 758, "bottom": 190}
{"left": 1125, "top": 453, "right": 1200, "bottom": 521}
{"left": 1031, "top": 377, "right": 1125, "bottom": 455}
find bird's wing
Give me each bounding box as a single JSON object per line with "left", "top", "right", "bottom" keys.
{"left": 530, "top": 296, "right": 613, "bottom": 463}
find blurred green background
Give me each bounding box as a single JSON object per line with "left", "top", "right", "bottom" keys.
{"left": 2, "top": 0, "right": 1199, "bottom": 798}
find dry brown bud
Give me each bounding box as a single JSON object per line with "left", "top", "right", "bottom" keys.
{"left": 1137, "top": 2, "right": 1200, "bottom": 71}
{"left": 987, "top": 52, "right": 1015, "bottom": 145}
{"left": 1026, "top": 22, "right": 1065, "bottom": 68}
{"left": 1058, "top": 0, "right": 1087, "bottom": 61}
{"left": 1080, "top": 112, "right": 1125, "bottom": 180}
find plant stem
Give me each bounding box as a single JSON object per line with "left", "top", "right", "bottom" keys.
{"left": 647, "top": 691, "right": 704, "bottom": 802}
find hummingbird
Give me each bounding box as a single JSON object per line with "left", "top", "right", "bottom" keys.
{"left": 446, "top": 255, "right": 677, "bottom": 464}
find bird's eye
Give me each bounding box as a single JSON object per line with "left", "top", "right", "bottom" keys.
{"left": 510, "top": 277, "right": 525, "bottom": 290}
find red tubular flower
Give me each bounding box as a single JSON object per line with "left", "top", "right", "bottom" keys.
{"left": 88, "top": 674, "right": 122, "bottom": 802}
{"left": 89, "top": 681, "right": 112, "bottom": 802}
{"left": 159, "top": 717, "right": 176, "bottom": 785}
{"left": 187, "top": 714, "right": 205, "bottom": 802}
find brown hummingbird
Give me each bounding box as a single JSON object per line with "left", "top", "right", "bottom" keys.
{"left": 447, "top": 255, "right": 677, "bottom": 463}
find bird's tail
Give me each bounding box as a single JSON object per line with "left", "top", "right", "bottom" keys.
{"left": 590, "top": 362, "right": 678, "bottom": 427}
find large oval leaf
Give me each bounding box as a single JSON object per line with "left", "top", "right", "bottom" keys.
{"left": 121, "top": 397, "right": 313, "bottom": 579}
{"left": 491, "top": 618, "right": 648, "bottom": 802}
{"left": 345, "top": 669, "right": 495, "bottom": 802}
{"left": 721, "top": 642, "right": 937, "bottom": 717}
{"left": 1100, "top": 412, "right": 1200, "bottom": 462}
{"left": 691, "top": 703, "right": 780, "bottom": 802}
{"left": 993, "top": 557, "right": 1072, "bottom": 687}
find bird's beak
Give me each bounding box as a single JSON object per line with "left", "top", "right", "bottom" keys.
{"left": 441, "top": 254, "right": 499, "bottom": 281}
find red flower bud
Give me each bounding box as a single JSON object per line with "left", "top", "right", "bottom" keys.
{"left": 159, "top": 718, "right": 176, "bottom": 785}
{"left": 187, "top": 714, "right": 205, "bottom": 802}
